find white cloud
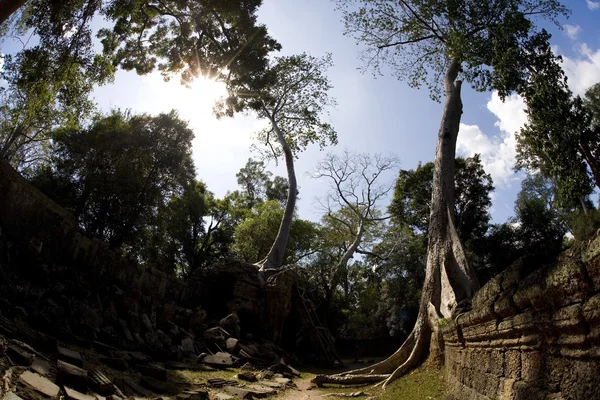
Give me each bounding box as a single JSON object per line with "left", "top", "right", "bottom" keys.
{"left": 561, "top": 44, "right": 600, "bottom": 96}
{"left": 563, "top": 24, "right": 581, "bottom": 40}
{"left": 586, "top": 0, "right": 600, "bottom": 10}
{"left": 457, "top": 93, "right": 527, "bottom": 187}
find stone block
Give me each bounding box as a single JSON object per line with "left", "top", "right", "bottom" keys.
{"left": 31, "top": 357, "right": 52, "bottom": 377}
{"left": 504, "top": 350, "right": 521, "bottom": 379}
{"left": 19, "top": 370, "right": 60, "bottom": 398}
{"left": 57, "top": 346, "right": 83, "bottom": 367}
{"left": 57, "top": 360, "right": 88, "bottom": 391}
{"left": 176, "top": 390, "right": 209, "bottom": 400}
{"left": 64, "top": 386, "right": 95, "bottom": 400}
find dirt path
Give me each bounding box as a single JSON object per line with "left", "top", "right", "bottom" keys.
{"left": 280, "top": 377, "right": 323, "bottom": 400}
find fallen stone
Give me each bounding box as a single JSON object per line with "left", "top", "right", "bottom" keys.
{"left": 180, "top": 337, "right": 196, "bottom": 356}
{"left": 31, "top": 357, "right": 52, "bottom": 376}
{"left": 7, "top": 345, "right": 34, "bottom": 366}
{"left": 92, "top": 341, "right": 120, "bottom": 355}
{"left": 99, "top": 357, "right": 129, "bottom": 371}
{"left": 214, "top": 394, "right": 234, "bottom": 400}
{"left": 219, "top": 314, "right": 240, "bottom": 337}
{"left": 64, "top": 386, "right": 96, "bottom": 400}
{"left": 198, "top": 352, "right": 234, "bottom": 368}
{"left": 274, "top": 377, "right": 292, "bottom": 386}
{"left": 140, "top": 375, "right": 168, "bottom": 393}
{"left": 3, "top": 392, "right": 23, "bottom": 400}
{"left": 58, "top": 346, "right": 84, "bottom": 367}
{"left": 239, "top": 362, "right": 254, "bottom": 371}
{"left": 175, "top": 390, "right": 209, "bottom": 400}
{"left": 19, "top": 370, "right": 60, "bottom": 398}
{"left": 247, "top": 384, "right": 277, "bottom": 397}
{"left": 268, "top": 363, "right": 300, "bottom": 378}
{"left": 134, "top": 363, "right": 167, "bottom": 381}
{"left": 88, "top": 368, "right": 115, "bottom": 396}
{"left": 118, "top": 319, "right": 134, "bottom": 342}
{"left": 118, "top": 377, "right": 153, "bottom": 397}
{"left": 207, "top": 378, "right": 238, "bottom": 388}
{"left": 237, "top": 371, "right": 257, "bottom": 382}
{"left": 226, "top": 338, "right": 239, "bottom": 352}
{"left": 223, "top": 386, "right": 253, "bottom": 399}
{"left": 92, "top": 394, "right": 107, "bottom": 400}
{"left": 57, "top": 359, "right": 88, "bottom": 391}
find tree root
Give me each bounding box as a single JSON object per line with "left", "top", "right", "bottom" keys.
{"left": 314, "top": 319, "right": 431, "bottom": 389}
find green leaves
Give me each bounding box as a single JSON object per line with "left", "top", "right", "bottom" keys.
{"left": 335, "top": 0, "right": 568, "bottom": 99}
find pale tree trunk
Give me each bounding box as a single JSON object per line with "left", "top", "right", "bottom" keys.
{"left": 0, "top": 0, "right": 26, "bottom": 26}
{"left": 258, "top": 118, "right": 297, "bottom": 270}
{"left": 314, "top": 59, "right": 479, "bottom": 388}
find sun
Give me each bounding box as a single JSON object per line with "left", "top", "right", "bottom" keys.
{"left": 148, "top": 74, "right": 228, "bottom": 122}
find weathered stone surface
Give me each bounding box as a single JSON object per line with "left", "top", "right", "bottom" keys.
{"left": 443, "top": 240, "right": 600, "bottom": 400}
{"left": 64, "top": 386, "right": 96, "bottom": 400}
{"left": 57, "top": 346, "right": 84, "bottom": 367}
{"left": 175, "top": 390, "right": 209, "bottom": 400}
{"left": 3, "top": 392, "right": 24, "bottom": 400}
{"left": 223, "top": 386, "right": 253, "bottom": 399}
{"left": 237, "top": 371, "right": 257, "bottom": 382}
{"left": 7, "top": 345, "right": 34, "bottom": 366}
{"left": 31, "top": 357, "right": 52, "bottom": 376}
{"left": 88, "top": 369, "right": 115, "bottom": 396}
{"left": 19, "top": 370, "right": 60, "bottom": 398}
{"left": 57, "top": 360, "right": 88, "bottom": 391}
{"left": 199, "top": 352, "right": 234, "bottom": 368}
{"left": 226, "top": 338, "right": 239, "bottom": 352}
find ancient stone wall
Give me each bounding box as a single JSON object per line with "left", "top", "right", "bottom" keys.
{"left": 0, "top": 161, "right": 296, "bottom": 350}
{"left": 442, "top": 238, "right": 600, "bottom": 400}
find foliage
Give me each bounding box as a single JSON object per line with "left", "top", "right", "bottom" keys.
{"left": 335, "top": 0, "right": 567, "bottom": 100}
{"left": 232, "top": 200, "right": 319, "bottom": 265}
{"left": 30, "top": 110, "right": 195, "bottom": 251}
{"left": 390, "top": 155, "right": 493, "bottom": 242}
{"left": 99, "top": 0, "right": 280, "bottom": 86}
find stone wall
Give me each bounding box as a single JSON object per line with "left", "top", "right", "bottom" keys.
{"left": 0, "top": 161, "right": 296, "bottom": 349}
{"left": 442, "top": 238, "right": 600, "bottom": 399}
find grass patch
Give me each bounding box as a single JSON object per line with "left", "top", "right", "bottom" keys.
{"left": 299, "top": 365, "right": 446, "bottom": 400}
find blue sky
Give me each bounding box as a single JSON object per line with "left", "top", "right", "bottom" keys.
{"left": 5, "top": 1, "right": 600, "bottom": 225}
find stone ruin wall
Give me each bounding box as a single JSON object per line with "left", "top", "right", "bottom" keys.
{"left": 442, "top": 237, "right": 600, "bottom": 399}
{"left": 0, "top": 161, "right": 294, "bottom": 348}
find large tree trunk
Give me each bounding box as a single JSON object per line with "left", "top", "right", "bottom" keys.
{"left": 0, "top": 0, "right": 26, "bottom": 26}
{"left": 259, "top": 118, "right": 297, "bottom": 270}
{"left": 314, "top": 59, "right": 479, "bottom": 389}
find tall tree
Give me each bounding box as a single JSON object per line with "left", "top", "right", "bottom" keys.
{"left": 317, "top": 0, "right": 567, "bottom": 387}
{"left": 31, "top": 110, "right": 195, "bottom": 249}
{"left": 311, "top": 151, "right": 398, "bottom": 306}
{"left": 217, "top": 53, "right": 337, "bottom": 270}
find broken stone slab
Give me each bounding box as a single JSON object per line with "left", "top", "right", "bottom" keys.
{"left": 140, "top": 375, "right": 168, "bottom": 393}
{"left": 213, "top": 393, "right": 234, "bottom": 400}
{"left": 267, "top": 363, "right": 300, "bottom": 378}
{"left": 274, "top": 377, "right": 292, "bottom": 386}
{"left": 247, "top": 384, "right": 278, "bottom": 398}
{"left": 207, "top": 379, "right": 238, "bottom": 388}
{"left": 133, "top": 363, "right": 167, "bottom": 381}
{"left": 198, "top": 352, "right": 235, "bottom": 368}
{"left": 92, "top": 341, "right": 120, "bottom": 355}
{"left": 237, "top": 371, "right": 257, "bottom": 382}
{"left": 222, "top": 386, "right": 253, "bottom": 399}
{"left": 226, "top": 338, "right": 239, "bottom": 353}
{"left": 113, "top": 377, "right": 153, "bottom": 397}
{"left": 7, "top": 345, "right": 34, "bottom": 366}
{"left": 3, "top": 392, "right": 23, "bottom": 400}
{"left": 64, "top": 386, "right": 96, "bottom": 400}
{"left": 88, "top": 368, "right": 115, "bottom": 396}
{"left": 99, "top": 357, "right": 129, "bottom": 371}
{"left": 19, "top": 370, "right": 60, "bottom": 398}
{"left": 57, "top": 360, "right": 88, "bottom": 391}
{"left": 175, "top": 390, "right": 209, "bottom": 400}
{"left": 57, "top": 346, "right": 84, "bottom": 367}
{"left": 31, "top": 357, "right": 52, "bottom": 376}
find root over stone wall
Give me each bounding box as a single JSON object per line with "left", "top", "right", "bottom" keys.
{"left": 442, "top": 238, "right": 600, "bottom": 400}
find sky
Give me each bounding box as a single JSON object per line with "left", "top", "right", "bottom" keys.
{"left": 5, "top": 1, "right": 600, "bottom": 225}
